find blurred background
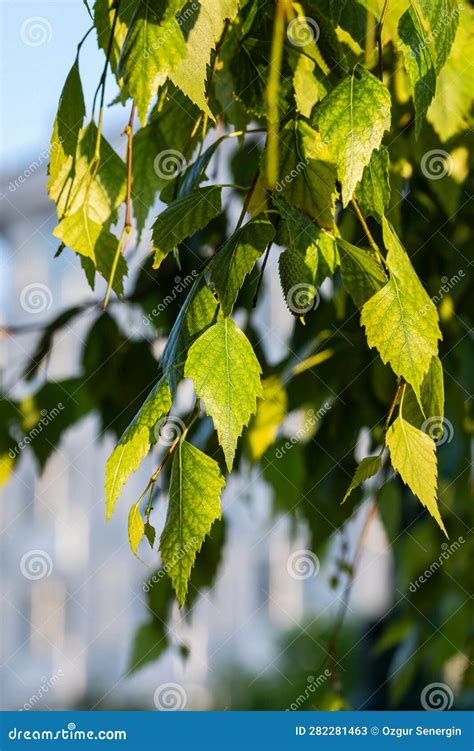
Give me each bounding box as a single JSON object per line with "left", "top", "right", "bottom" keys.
{"left": 0, "top": 0, "right": 472, "bottom": 714}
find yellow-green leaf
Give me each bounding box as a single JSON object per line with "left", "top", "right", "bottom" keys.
{"left": 128, "top": 501, "right": 145, "bottom": 556}
{"left": 118, "top": 0, "right": 187, "bottom": 125}
{"left": 152, "top": 187, "right": 222, "bottom": 269}
{"left": 169, "top": 0, "right": 239, "bottom": 117}
{"left": 360, "top": 219, "right": 441, "bottom": 402}
{"left": 105, "top": 377, "right": 172, "bottom": 520}
{"left": 386, "top": 415, "right": 446, "bottom": 535}
{"left": 316, "top": 65, "right": 391, "bottom": 206}
{"left": 210, "top": 219, "right": 275, "bottom": 316}
{"left": 184, "top": 318, "right": 263, "bottom": 470}
{"left": 160, "top": 440, "right": 225, "bottom": 604}
{"left": 343, "top": 455, "right": 382, "bottom": 503}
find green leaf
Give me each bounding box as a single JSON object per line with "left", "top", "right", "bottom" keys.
{"left": 131, "top": 120, "right": 167, "bottom": 239}
{"left": 118, "top": 0, "right": 187, "bottom": 125}
{"left": 161, "top": 277, "right": 221, "bottom": 393}
{"left": 169, "top": 0, "right": 239, "bottom": 116}
{"left": 337, "top": 238, "right": 387, "bottom": 308}
{"left": 354, "top": 147, "right": 391, "bottom": 222}
{"left": 152, "top": 186, "right": 222, "bottom": 269}
{"left": 427, "top": 6, "right": 474, "bottom": 141}
{"left": 404, "top": 355, "right": 444, "bottom": 431}
{"left": 398, "top": 6, "right": 436, "bottom": 137}
{"left": 128, "top": 501, "right": 145, "bottom": 556}
{"left": 52, "top": 209, "right": 107, "bottom": 262}
{"left": 160, "top": 440, "right": 225, "bottom": 604}
{"left": 360, "top": 219, "right": 441, "bottom": 401}
{"left": 342, "top": 455, "right": 382, "bottom": 503}
{"left": 275, "top": 197, "right": 339, "bottom": 315}
{"left": 128, "top": 621, "right": 167, "bottom": 673}
{"left": 48, "top": 57, "right": 85, "bottom": 195}
{"left": 160, "top": 137, "right": 223, "bottom": 203}
{"left": 94, "top": 0, "right": 134, "bottom": 79}
{"left": 386, "top": 415, "right": 446, "bottom": 535}
{"left": 105, "top": 377, "right": 172, "bottom": 520}
{"left": 315, "top": 65, "right": 391, "bottom": 206}
{"left": 144, "top": 521, "right": 156, "bottom": 548}
{"left": 184, "top": 318, "right": 263, "bottom": 470}
{"left": 275, "top": 119, "right": 338, "bottom": 228}
{"left": 418, "top": 0, "right": 460, "bottom": 72}
{"left": 246, "top": 376, "right": 287, "bottom": 462}
{"left": 53, "top": 210, "right": 128, "bottom": 296}
{"left": 51, "top": 123, "right": 126, "bottom": 226}
{"left": 210, "top": 219, "right": 275, "bottom": 315}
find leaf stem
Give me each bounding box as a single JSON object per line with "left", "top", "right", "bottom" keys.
{"left": 351, "top": 197, "right": 386, "bottom": 267}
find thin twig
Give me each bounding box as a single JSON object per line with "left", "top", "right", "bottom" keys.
{"left": 377, "top": 0, "right": 390, "bottom": 81}
{"left": 252, "top": 239, "right": 274, "bottom": 308}
{"left": 312, "top": 498, "right": 378, "bottom": 685}
{"left": 103, "top": 101, "right": 136, "bottom": 309}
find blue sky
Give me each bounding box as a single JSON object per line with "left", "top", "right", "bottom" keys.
{"left": 1, "top": 0, "right": 124, "bottom": 172}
